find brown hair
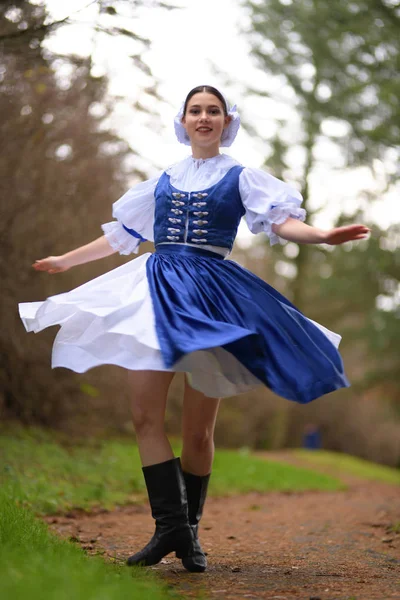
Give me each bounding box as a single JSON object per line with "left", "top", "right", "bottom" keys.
{"left": 183, "top": 85, "right": 228, "bottom": 116}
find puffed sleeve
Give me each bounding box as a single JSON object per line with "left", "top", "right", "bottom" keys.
{"left": 239, "top": 168, "right": 306, "bottom": 246}
{"left": 101, "top": 175, "right": 159, "bottom": 255}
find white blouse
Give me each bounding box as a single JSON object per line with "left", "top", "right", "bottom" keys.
{"left": 102, "top": 154, "right": 306, "bottom": 255}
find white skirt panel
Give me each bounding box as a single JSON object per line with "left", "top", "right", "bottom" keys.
{"left": 19, "top": 253, "right": 263, "bottom": 397}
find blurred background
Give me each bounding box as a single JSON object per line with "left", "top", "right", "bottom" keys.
{"left": 1, "top": 0, "right": 399, "bottom": 466}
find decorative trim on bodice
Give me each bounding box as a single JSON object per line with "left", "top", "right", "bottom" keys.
{"left": 153, "top": 165, "right": 245, "bottom": 250}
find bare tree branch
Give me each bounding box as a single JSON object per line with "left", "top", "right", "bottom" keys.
{"left": 0, "top": 0, "right": 98, "bottom": 41}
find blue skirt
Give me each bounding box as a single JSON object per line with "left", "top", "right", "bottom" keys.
{"left": 147, "top": 244, "right": 349, "bottom": 404}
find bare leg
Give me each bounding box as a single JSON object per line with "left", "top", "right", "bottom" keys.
{"left": 127, "top": 370, "right": 175, "bottom": 467}
{"left": 126, "top": 370, "right": 194, "bottom": 568}
{"left": 181, "top": 376, "right": 220, "bottom": 476}
{"left": 178, "top": 376, "right": 219, "bottom": 572}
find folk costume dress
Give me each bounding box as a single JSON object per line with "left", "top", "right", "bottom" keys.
{"left": 19, "top": 153, "right": 349, "bottom": 403}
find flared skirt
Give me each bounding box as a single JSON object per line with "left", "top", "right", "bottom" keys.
{"left": 19, "top": 245, "right": 349, "bottom": 402}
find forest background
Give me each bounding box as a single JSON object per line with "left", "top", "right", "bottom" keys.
{"left": 1, "top": 0, "right": 399, "bottom": 466}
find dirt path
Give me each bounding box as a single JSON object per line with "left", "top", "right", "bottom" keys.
{"left": 46, "top": 465, "right": 400, "bottom": 600}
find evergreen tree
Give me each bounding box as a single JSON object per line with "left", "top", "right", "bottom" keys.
{"left": 240, "top": 0, "right": 400, "bottom": 453}
{"left": 243, "top": 0, "right": 399, "bottom": 374}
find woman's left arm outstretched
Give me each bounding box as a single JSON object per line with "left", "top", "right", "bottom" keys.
{"left": 272, "top": 218, "right": 370, "bottom": 246}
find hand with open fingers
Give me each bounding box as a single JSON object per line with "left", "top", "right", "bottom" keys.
{"left": 33, "top": 256, "right": 70, "bottom": 274}
{"left": 323, "top": 224, "right": 370, "bottom": 245}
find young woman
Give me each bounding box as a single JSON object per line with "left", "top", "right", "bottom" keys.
{"left": 19, "top": 85, "right": 369, "bottom": 572}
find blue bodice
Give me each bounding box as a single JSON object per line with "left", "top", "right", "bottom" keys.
{"left": 153, "top": 165, "right": 245, "bottom": 250}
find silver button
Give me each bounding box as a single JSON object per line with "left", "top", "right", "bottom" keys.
{"left": 167, "top": 235, "right": 180, "bottom": 241}
{"left": 192, "top": 193, "right": 208, "bottom": 199}
{"left": 193, "top": 211, "right": 208, "bottom": 217}
{"left": 172, "top": 192, "right": 186, "bottom": 199}
{"left": 191, "top": 238, "right": 208, "bottom": 243}
{"left": 168, "top": 218, "right": 181, "bottom": 224}
{"left": 193, "top": 220, "right": 208, "bottom": 226}
{"left": 171, "top": 209, "right": 183, "bottom": 215}
{"left": 172, "top": 201, "right": 185, "bottom": 207}
{"left": 193, "top": 229, "right": 208, "bottom": 235}
{"left": 168, "top": 227, "right": 180, "bottom": 233}
{"left": 192, "top": 202, "right": 207, "bottom": 207}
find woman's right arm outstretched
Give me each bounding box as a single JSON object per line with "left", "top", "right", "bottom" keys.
{"left": 33, "top": 235, "right": 117, "bottom": 274}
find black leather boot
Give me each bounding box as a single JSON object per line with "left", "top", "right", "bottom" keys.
{"left": 177, "top": 471, "right": 210, "bottom": 573}
{"left": 127, "top": 457, "right": 193, "bottom": 566}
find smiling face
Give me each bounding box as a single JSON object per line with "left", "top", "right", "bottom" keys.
{"left": 181, "top": 92, "right": 231, "bottom": 158}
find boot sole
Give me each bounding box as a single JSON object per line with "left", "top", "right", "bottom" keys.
{"left": 127, "top": 527, "right": 192, "bottom": 567}
{"left": 182, "top": 558, "right": 207, "bottom": 573}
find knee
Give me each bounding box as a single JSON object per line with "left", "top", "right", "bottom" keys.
{"left": 184, "top": 429, "right": 214, "bottom": 454}
{"left": 131, "top": 405, "right": 164, "bottom": 438}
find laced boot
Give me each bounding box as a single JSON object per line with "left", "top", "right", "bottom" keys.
{"left": 177, "top": 471, "right": 210, "bottom": 573}
{"left": 127, "top": 458, "right": 193, "bottom": 566}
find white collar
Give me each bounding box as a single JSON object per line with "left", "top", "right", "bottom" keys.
{"left": 191, "top": 154, "right": 224, "bottom": 168}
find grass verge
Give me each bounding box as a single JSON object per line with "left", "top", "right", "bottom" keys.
{"left": 1, "top": 427, "right": 146, "bottom": 514}
{"left": 0, "top": 485, "right": 177, "bottom": 600}
{"left": 294, "top": 449, "right": 400, "bottom": 486}
{"left": 1, "top": 427, "right": 344, "bottom": 515}
{"left": 211, "top": 448, "right": 344, "bottom": 494}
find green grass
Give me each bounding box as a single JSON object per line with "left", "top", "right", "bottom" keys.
{"left": 294, "top": 449, "right": 400, "bottom": 486}
{"left": 0, "top": 486, "right": 178, "bottom": 600}
{"left": 0, "top": 427, "right": 344, "bottom": 516}
{"left": 211, "top": 448, "right": 344, "bottom": 494}
{"left": 0, "top": 427, "right": 147, "bottom": 514}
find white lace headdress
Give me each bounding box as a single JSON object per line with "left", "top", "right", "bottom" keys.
{"left": 174, "top": 89, "right": 240, "bottom": 148}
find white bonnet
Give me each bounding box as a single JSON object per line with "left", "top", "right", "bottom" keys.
{"left": 174, "top": 87, "right": 240, "bottom": 148}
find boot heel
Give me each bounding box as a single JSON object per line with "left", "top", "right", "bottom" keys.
{"left": 126, "top": 458, "right": 191, "bottom": 567}
{"left": 179, "top": 472, "right": 210, "bottom": 573}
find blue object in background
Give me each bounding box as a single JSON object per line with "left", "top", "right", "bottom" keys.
{"left": 303, "top": 424, "right": 322, "bottom": 450}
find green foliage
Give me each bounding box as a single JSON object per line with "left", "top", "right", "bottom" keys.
{"left": 246, "top": 0, "right": 400, "bottom": 169}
